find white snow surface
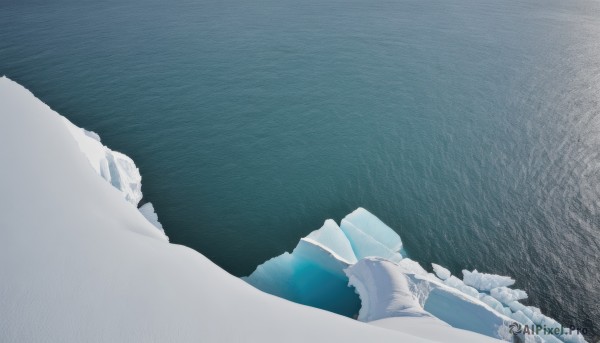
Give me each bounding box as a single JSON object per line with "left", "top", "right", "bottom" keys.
{"left": 344, "top": 257, "right": 430, "bottom": 322}
{"left": 371, "top": 317, "right": 504, "bottom": 343}
{"left": 1, "top": 76, "right": 503, "bottom": 343}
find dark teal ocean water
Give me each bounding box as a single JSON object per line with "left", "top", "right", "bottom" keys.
{"left": 2, "top": 0, "right": 599, "bottom": 338}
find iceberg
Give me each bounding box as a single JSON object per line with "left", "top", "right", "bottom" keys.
{"left": 244, "top": 209, "right": 405, "bottom": 316}
{"left": 344, "top": 257, "right": 431, "bottom": 322}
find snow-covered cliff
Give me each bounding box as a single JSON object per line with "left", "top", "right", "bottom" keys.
{"left": 0, "top": 76, "right": 519, "bottom": 342}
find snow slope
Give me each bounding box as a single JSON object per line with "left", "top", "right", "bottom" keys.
{"left": 0, "top": 76, "right": 505, "bottom": 342}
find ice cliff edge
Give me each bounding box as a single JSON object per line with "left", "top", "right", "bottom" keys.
{"left": 1, "top": 76, "right": 508, "bottom": 342}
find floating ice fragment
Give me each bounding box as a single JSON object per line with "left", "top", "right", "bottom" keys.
{"left": 432, "top": 263, "right": 451, "bottom": 280}
{"left": 510, "top": 311, "right": 534, "bottom": 326}
{"left": 478, "top": 294, "right": 505, "bottom": 313}
{"left": 462, "top": 269, "right": 515, "bottom": 291}
{"left": 396, "top": 258, "right": 429, "bottom": 275}
{"left": 490, "top": 286, "right": 528, "bottom": 304}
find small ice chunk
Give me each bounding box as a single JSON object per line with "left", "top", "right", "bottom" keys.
{"left": 462, "top": 269, "right": 515, "bottom": 291}
{"left": 432, "top": 263, "right": 451, "bottom": 280}
{"left": 507, "top": 301, "right": 526, "bottom": 313}
{"left": 490, "top": 286, "right": 528, "bottom": 305}
{"left": 501, "top": 307, "right": 512, "bottom": 317}
{"left": 396, "top": 258, "right": 428, "bottom": 276}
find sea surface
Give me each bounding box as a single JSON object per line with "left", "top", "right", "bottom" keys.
{"left": 2, "top": 0, "right": 599, "bottom": 338}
